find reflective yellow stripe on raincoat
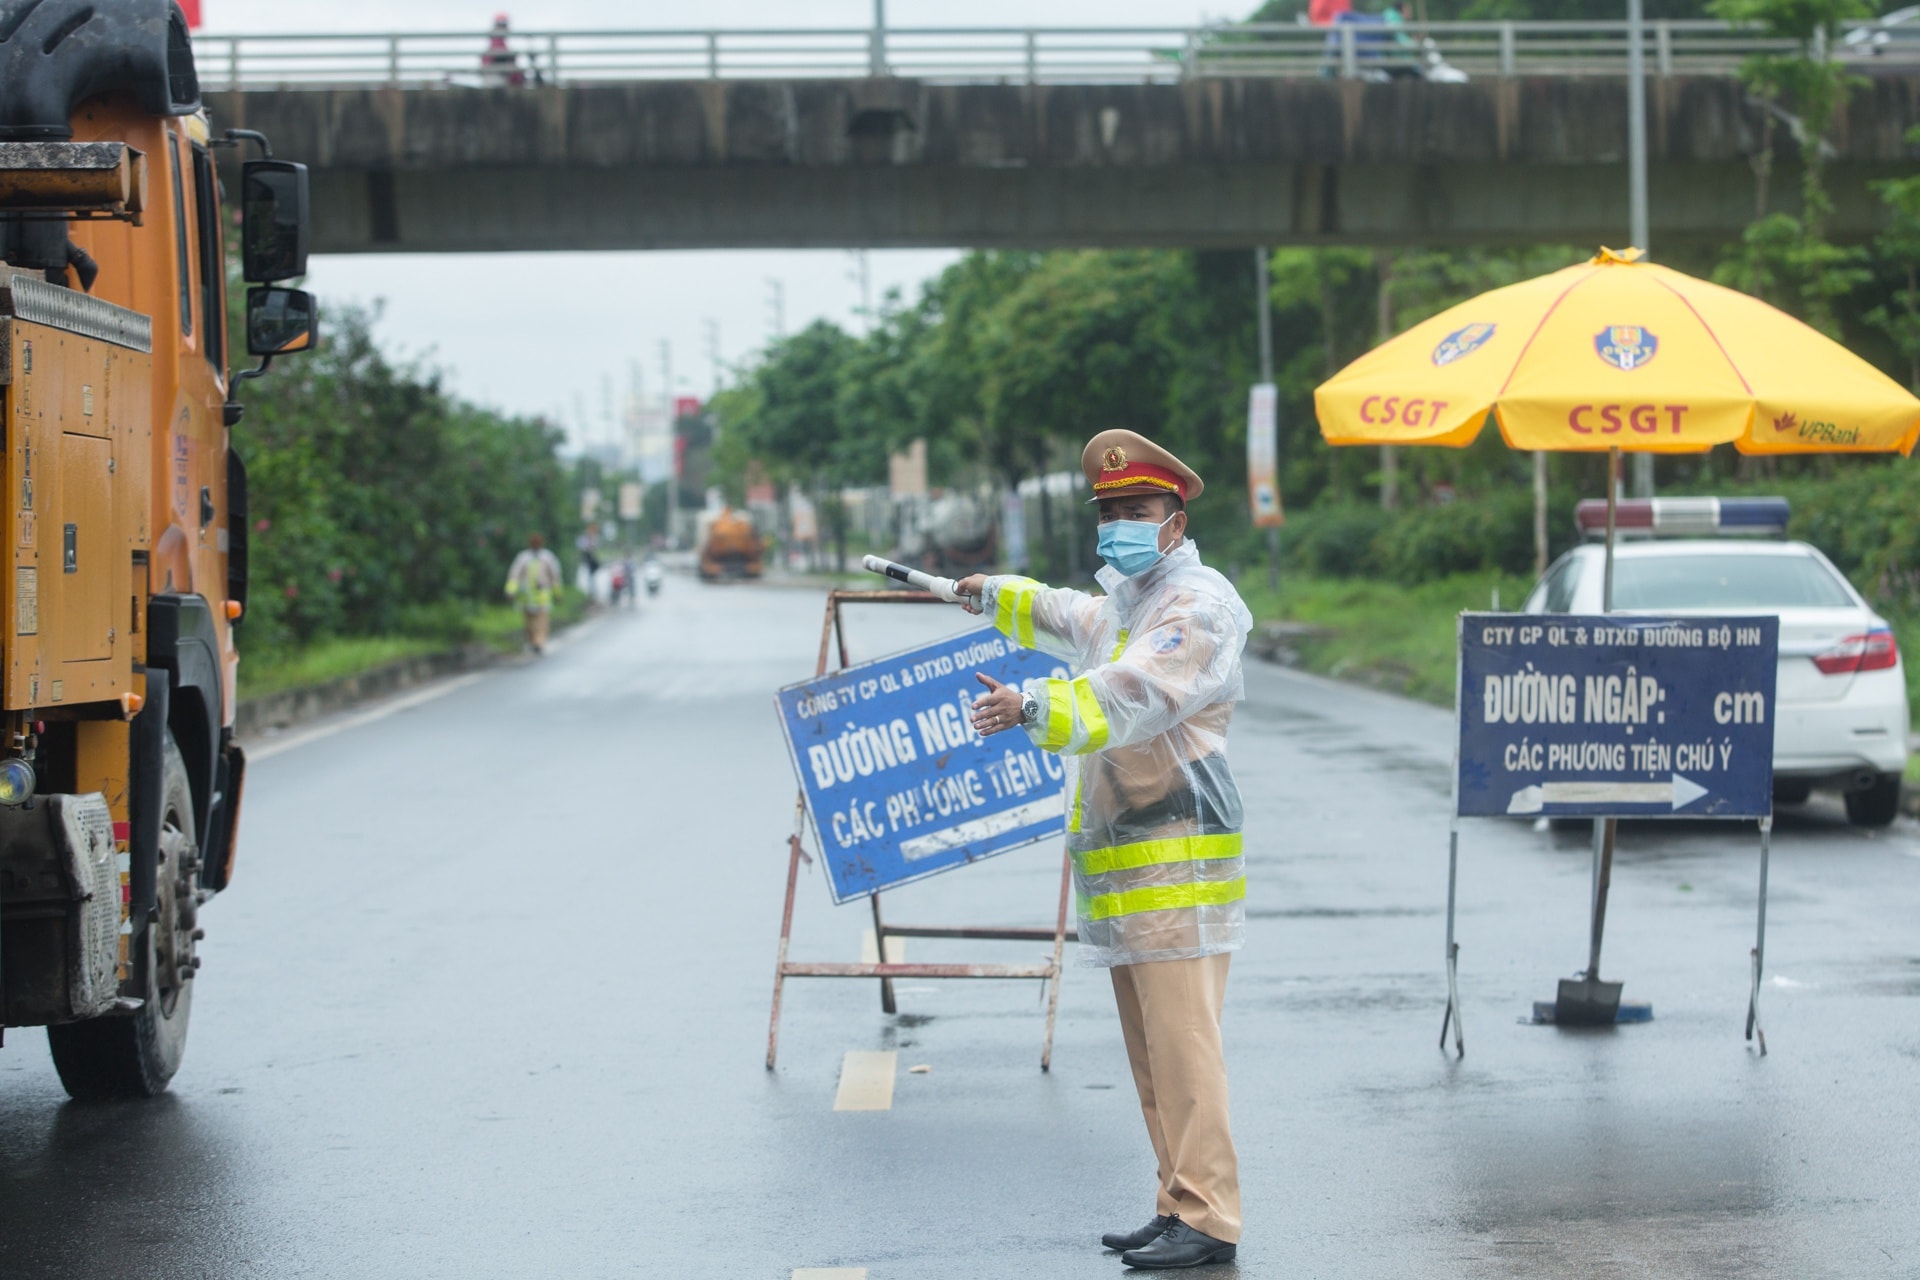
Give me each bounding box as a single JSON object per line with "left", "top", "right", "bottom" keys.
{"left": 982, "top": 543, "right": 1252, "bottom": 968}
{"left": 505, "top": 547, "right": 562, "bottom": 611}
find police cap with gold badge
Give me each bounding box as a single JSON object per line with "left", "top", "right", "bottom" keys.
{"left": 1081, "top": 429, "right": 1205, "bottom": 505}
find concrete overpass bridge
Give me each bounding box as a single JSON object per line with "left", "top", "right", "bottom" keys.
{"left": 197, "top": 23, "right": 1920, "bottom": 253}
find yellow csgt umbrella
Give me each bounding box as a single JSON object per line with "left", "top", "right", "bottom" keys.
{"left": 1315, "top": 248, "right": 1920, "bottom": 1045}
{"left": 1316, "top": 248, "right": 1920, "bottom": 458}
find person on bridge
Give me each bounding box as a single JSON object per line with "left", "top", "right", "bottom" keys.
{"left": 957, "top": 430, "right": 1251, "bottom": 1271}
{"left": 482, "top": 13, "right": 527, "bottom": 88}
{"left": 504, "top": 532, "right": 564, "bottom": 655}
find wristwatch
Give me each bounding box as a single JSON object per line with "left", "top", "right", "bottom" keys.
{"left": 1020, "top": 692, "right": 1040, "bottom": 725}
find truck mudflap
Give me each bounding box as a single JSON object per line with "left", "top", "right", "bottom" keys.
{"left": 200, "top": 739, "right": 245, "bottom": 893}
{"left": 0, "top": 793, "right": 122, "bottom": 1026}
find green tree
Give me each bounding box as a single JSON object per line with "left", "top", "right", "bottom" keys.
{"left": 1866, "top": 126, "right": 1920, "bottom": 391}
{"left": 237, "top": 304, "right": 576, "bottom": 651}
{"left": 1709, "top": 0, "right": 1874, "bottom": 334}
{"left": 711, "top": 320, "right": 881, "bottom": 569}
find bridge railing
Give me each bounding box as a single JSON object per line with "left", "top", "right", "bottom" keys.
{"left": 191, "top": 21, "right": 1879, "bottom": 91}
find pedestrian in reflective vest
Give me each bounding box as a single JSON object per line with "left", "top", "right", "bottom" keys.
{"left": 956, "top": 430, "right": 1251, "bottom": 1270}
{"left": 504, "top": 532, "right": 563, "bottom": 655}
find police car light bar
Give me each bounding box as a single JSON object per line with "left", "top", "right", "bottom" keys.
{"left": 1574, "top": 497, "right": 1790, "bottom": 539}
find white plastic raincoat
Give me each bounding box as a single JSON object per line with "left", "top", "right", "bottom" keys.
{"left": 504, "top": 546, "right": 563, "bottom": 611}
{"left": 979, "top": 540, "right": 1253, "bottom": 968}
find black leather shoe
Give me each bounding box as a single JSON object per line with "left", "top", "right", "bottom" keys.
{"left": 1121, "top": 1216, "right": 1237, "bottom": 1269}
{"left": 1101, "top": 1215, "right": 1171, "bottom": 1251}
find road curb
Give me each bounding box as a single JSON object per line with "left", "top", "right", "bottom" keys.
{"left": 1248, "top": 620, "right": 1331, "bottom": 668}
{"left": 235, "top": 644, "right": 503, "bottom": 740}
{"left": 234, "top": 609, "right": 601, "bottom": 740}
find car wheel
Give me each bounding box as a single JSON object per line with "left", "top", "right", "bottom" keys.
{"left": 1844, "top": 773, "right": 1903, "bottom": 828}
{"left": 1773, "top": 779, "right": 1812, "bottom": 806}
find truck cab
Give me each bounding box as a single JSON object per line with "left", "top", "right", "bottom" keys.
{"left": 0, "top": 0, "right": 313, "bottom": 1097}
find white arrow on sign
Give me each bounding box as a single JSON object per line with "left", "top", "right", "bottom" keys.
{"left": 1506, "top": 774, "right": 1710, "bottom": 816}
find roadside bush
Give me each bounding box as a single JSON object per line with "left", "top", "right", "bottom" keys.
{"left": 237, "top": 305, "right": 578, "bottom": 656}
{"left": 1279, "top": 487, "right": 1580, "bottom": 586}
{"left": 1727, "top": 461, "right": 1920, "bottom": 609}
{"left": 1282, "top": 502, "right": 1394, "bottom": 577}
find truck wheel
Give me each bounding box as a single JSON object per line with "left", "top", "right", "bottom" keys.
{"left": 47, "top": 734, "right": 199, "bottom": 1100}
{"left": 1844, "top": 773, "right": 1903, "bottom": 829}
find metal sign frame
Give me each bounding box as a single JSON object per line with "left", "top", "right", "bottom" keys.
{"left": 1439, "top": 611, "right": 1778, "bottom": 1060}
{"left": 765, "top": 588, "right": 1075, "bottom": 1072}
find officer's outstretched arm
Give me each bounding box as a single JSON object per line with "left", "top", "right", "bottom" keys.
{"left": 978, "top": 575, "right": 1102, "bottom": 662}
{"left": 1021, "top": 606, "right": 1242, "bottom": 755}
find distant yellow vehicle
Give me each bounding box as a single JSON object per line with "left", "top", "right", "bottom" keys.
{"left": 699, "top": 508, "right": 765, "bottom": 581}
{"left": 0, "top": 0, "right": 315, "bottom": 1098}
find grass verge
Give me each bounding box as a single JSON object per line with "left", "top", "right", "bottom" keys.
{"left": 1235, "top": 570, "right": 1538, "bottom": 707}
{"left": 238, "top": 595, "right": 590, "bottom": 700}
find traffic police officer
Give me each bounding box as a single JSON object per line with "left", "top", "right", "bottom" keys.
{"left": 957, "top": 430, "right": 1251, "bottom": 1270}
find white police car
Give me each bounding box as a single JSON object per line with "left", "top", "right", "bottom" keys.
{"left": 1523, "top": 498, "right": 1909, "bottom": 826}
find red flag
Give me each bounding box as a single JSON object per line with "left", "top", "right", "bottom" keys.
{"left": 178, "top": 0, "right": 202, "bottom": 28}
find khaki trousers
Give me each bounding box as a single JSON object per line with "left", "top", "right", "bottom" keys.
{"left": 523, "top": 608, "right": 551, "bottom": 650}
{"left": 1109, "top": 953, "right": 1241, "bottom": 1244}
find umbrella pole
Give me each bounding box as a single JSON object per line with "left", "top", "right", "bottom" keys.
{"left": 1603, "top": 446, "right": 1618, "bottom": 612}
{"left": 1558, "top": 447, "right": 1626, "bottom": 1025}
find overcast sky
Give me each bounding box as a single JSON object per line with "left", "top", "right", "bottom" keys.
{"left": 199, "top": 1, "right": 1241, "bottom": 444}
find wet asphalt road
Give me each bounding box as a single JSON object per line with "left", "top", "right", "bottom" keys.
{"left": 1, "top": 576, "right": 1917, "bottom": 1279}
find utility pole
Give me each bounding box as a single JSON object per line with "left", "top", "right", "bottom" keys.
{"left": 765, "top": 277, "right": 785, "bottom": 345}
{"left": 702, "top": 317, "right": 722, "bottom": 392}
{"left": 848, "top": 249, "right": 872, "bottom": 333}
{"left": 870, "top": 0, "right": 888, "bottom": 76}
{"left": 1376, "top": 252, "right": 1399, "bottom": 512}
{"left": 1628, "top": 0, "right": 1655, "bottom": 500}
{"left": 628, "top": 359, "right": 645, "bottom": 469}
{"left": 1255, "top": 247, "right": 1280, "bottom": 593}
{"left": 660, "top": 339, "right": 679, "bottom": 549}
{"left": 601, "top": 373, "right": 615, "bottom": 458}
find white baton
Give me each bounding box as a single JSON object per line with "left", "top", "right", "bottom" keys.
{"left": 861, "top": 555, "right": 972, "bottom": 605}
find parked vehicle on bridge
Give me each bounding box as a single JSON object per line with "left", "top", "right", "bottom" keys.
{"left": 1842, "top": 6, "right": 1920, "bottom": 60}
{"left": 1321, "top": 12, "right": 1469, "bottom": 83}
{"left": 0, "top": 0, "right": 315, "bottom": 1097}
{"left": 1523, "top": 499, "right": 1909, "bottom": 827}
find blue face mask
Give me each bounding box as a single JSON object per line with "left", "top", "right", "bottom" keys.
{"left": 1097, "top": 514, "right": 1175, "bottom": 577}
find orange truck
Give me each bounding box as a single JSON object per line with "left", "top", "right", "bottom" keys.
{"left": 699, "top": 507, "right": 766, "bottom": 580}
{"left": 0, "top": 1, "right": 314, "bottom": 1097}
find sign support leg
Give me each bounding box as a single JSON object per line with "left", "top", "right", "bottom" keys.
{"left": 1040, "top": 847, "right": 1073, "bottom": 1072}
{"left": 1746, "top": 815, "right": 1771, "bottom": 1055}
{"left": 870, "top": 892, "right": 897, "bottom": 1015}
{"left": 766, "top": 795, "right": 810, "bottom": 1071}
{"left": 1440, "top": 818, "right": 1464, "bottom": 1058}
{"left": 1589, "top": 816, "right": 1617, "bottom": 981}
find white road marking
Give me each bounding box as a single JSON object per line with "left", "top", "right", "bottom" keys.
{"left": 792, "top": 1270, "right": 868, "bottom": 1279}
{"left": 245, "top": 672, "right": 489, "bottom": 762}
{"left": 833, "top": 1050, "right": 896, "bottom": 1112}
{"left": 859, "top": 930, "right": 906, "bottom": 964}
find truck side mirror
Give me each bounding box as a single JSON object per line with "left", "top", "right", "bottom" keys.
{"left": 246, "top": 287, "right": 316, "bottom": 357}
{"left": 241, "top": 159, "right": 310, "bottom": 282}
